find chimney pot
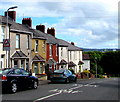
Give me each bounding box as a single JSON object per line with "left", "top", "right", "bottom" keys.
{"left": 36, "top": 24, "right": 45, "bottom": 33}
{"left": 22, "top": 18, "right": 32, "bottom": 27}
{"left": 47, "top": 27, "right": 55, "bottom": 37}
{"left": 71, "top": 42, "right": 75, "bottom": 45}
{"left": 5, "top": 11, "right": 16, "bottom": 21}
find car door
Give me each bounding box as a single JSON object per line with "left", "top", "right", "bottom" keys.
{"left": 67, "top": 70, "right": 74, "bottom": 81}
{"left": 21, "top": 69, "right": 31, "bottom": 87}
{"left": 14, "top": 69, "right": 26, "bottom": 88}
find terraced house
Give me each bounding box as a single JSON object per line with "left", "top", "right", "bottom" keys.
{"left": 0, "top": 16, "right": 11, "bottom": 69}
{"left": 0, "top": 11, "right": 88, "bottom": 75}
{"left": 17, "top": 17, "right": 47, "bottom": 75}
{"left": 36, "top": 25, "right": 59, "bottom": 73}
{"left": 4, "top": 11, "right": 32, "bottom": 70}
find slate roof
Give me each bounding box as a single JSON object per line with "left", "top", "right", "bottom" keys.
{"left": 32, "top": 55, "right": 45, "bottom": 62}
{"left": 34, "top": 30, "right": 58, "bottom": 44}
{"left": 57, "top": 39, "right": 82, "bottom": 51}
{"left": 0, "top": 16, "right": 47, "bottom": 40}
{"left": 57, "top": 39, "right": 68, "bottom": 47}
{"left": 0, "top": 16, "right": 12, "bottom": 25}
{"left": 78, "top": 61, "right": 84, "bottom": 65}
{"left": 58, "top": 59, "right": 67, "bottom": 65}
{"left": 47, "top": 58, "right": 56, "bottom": 65}
{"left": 68, "top": 61, "right": 76, "bottom": 67}
{"left": 12, "top": 51, "right": 27, "bottom": 58}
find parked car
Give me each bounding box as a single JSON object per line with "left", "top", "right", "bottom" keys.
{"left": 0, "top": 68, "right": 38, "bottom": 93}
{"left": 50, "top": 69, "right": 77, "bottom": 83}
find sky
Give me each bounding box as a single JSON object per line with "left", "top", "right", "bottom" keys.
{"left": 0, "top": 0, "right": 119, "bottom": 49}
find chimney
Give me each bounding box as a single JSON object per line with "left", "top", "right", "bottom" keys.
{"left": 22, "top": 18, "right": 32, "bottom": 27}
{"left": 5, "top": 11, "right": 16, "bottom": 21}
{"left": 36, "top": 24, "right": 45, "bottom": 33}
{"left": 71, "top": 42, "right": 75, "bottom": 46}
{"left": 47, "top": 27, "right": 55, "bottom": 36}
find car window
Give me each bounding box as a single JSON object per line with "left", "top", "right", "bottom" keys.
{"left": 21, "top": 69, "right": 29, "bottom": 75}
{"left": 64, "top": 70, "right": 72, "bottom": 75}
{"left": 54, "top": 70, "right": 64, "bottom": 73}
{"left": 14, "top": 69, "right": 22, "bottom": 75}
{"left": 68, "top": 70, "right": 72, "bottom": 74}
{"left": 0, "top": 69, "right": 12, "bottom": 74}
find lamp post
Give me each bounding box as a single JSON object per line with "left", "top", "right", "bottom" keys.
{"left": 6, "top": 6, "right": 18, "bottom": 68}
{"left": 95, "top": 57, "right": 97, "bottom": 78}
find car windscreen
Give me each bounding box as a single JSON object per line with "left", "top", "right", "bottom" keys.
{"left": 54, "top": 70, "right": 64, "bottom": 73}
{"left": 0, "top": 69, "right": 12, "bottom": 75}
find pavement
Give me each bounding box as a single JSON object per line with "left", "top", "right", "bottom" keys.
{"left": 38, "top": 79, "right": 50, "bottom": 85}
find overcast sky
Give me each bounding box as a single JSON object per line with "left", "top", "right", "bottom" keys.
{"left": 0, "top": 0, "right": 119, "bottom": 49}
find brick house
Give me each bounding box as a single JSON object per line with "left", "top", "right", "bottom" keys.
{"left": 36, "top": 25, "right": 59, "bottom": 73}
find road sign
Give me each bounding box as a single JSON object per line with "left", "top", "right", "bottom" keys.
{"left": 3, "top": 39, "right": 10, "bottom": 51}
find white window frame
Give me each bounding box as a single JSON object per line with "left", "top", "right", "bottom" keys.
{"left": 0, "top": 26, "right": 5, "bottom": 42}
{"left": 16, "top": 34, "right": 20, "bottom": 48}
{"left": 49, "top": 44, "right": 52, "bottom": 56}
{"left": 35, "top": 40, "right": 38, "bottom": 52}
{"left": 27, "top": 35, "right": 29, "bottom": 49}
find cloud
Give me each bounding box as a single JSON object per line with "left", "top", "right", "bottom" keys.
{"left": 0, "top": 0, "right": 118, "bottom": 48}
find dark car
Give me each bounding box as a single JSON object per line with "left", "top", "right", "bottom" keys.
{"left": 0, "top": 68, "right": 38, "bottom": 93}
{"left": 50, "top": 69, "right": 77, "bottom": 83}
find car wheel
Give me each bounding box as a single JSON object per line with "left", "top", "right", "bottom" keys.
{"left": 32, "top": 81, "right": 38, "bottom": 89}
{"left": 11, "top": 83, "right": 17, "bottom": 93}
{"left": 65, "top": 78, "right": 69, "bottom": 83}
{"left": 74, "top": 77, "right": 77, "bottom": 83}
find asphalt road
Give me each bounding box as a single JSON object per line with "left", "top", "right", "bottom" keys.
{"left": 1, "top": 78, "right": 120, "bottom": 102}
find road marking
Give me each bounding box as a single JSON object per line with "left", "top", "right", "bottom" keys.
{"left": 72, "top": 91, "right": 83, "bottom": 94}
{"left": 34, "top": 91, "right": 62, "bottom": 101}
{"left": 34, "top": 82, "right": 100, "bottom": 101}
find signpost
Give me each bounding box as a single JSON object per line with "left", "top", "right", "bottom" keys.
{"left": 3, "top": 39, "right": 10, "bottom": 51}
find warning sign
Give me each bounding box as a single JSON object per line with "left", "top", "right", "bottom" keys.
{"left": 3, "top": 39, "right": 10, "bottom": 51}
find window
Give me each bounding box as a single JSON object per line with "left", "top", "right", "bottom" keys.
{"left": 35, "top": 40, "right": 38, "bottom": 52}
{"left": 27, "top": 35, "right": 29, "bottom": 49}
{"left": 40, "top": 63, "right": 43, "bottom": 74}
{"left": 34, "top": 63, "right": 38, "bottom": 74}
{"left": 0, "top": 61, "right": 2, "bottom": 69}
{"left": 56, "top": 44, "right": 58, "bottom": 56}
{"left": 49, "top": 44, "right": 52, "bottom": 56}
{"left": 70, "top": 51, "right": 72, "bottom": 60}
{"left": 1, "top": 55, "right": 5, "bottom": 58}
{"left": 0, "top": 26, "right": 5, "bottom": 42}
{"left": 61, "top": 48, "right": 63, "bottom": 57}
{"left": 42, "top": 41, "right": 46, "bottom": 53}
{"left": 14, "top": 60, "right": 18, "bottom": 68}
{"left": 16, "top": 34, "right": 20, "bottom": 48}
{"left": 21, "top": 69, "right": 29, "bottom": 75}
{"left": 14, "top": 69, "right": 22, "bottom": 75}
{"left": 42, "top": 41, "right": 45, "bottom": 48}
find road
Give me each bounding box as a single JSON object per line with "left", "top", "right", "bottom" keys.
{"left": 1, "top": 78, "right": 120, "bottom": 102}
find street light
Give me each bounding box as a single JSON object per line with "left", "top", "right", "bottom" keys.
{"left": 95, "top": 57, "right": 97, "bottom": 78}
{"left": 6, "top": 6, "right": 18, "bottom": 68}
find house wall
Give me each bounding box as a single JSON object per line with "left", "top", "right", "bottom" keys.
{"left": 31, "top": 39, "right": 46, "bottom": 74}
{"left": 10, "top": 32, "right": 31, "bottom": 69}
{"left": 68, "top": 50, "right": 83, "bottom": 73}
{"left": 31, "top": 39, "right": 46, "bottom": 59}
{"left": 46, "top": 44, "right": 58, "bottom": 71}
{"left": 58, "top": 46, "right": 68, "bottom": 69}
{"left": 83, "top": 60, "right": 90, "bottom": 71}
{"left": 0, "top": 24, "right": 9, "bottom": 68}
{"left": 46, "top": 44, "right": 58, "bottom": 62}
{"left": 52, "top": 44, "right": 58, "bottom": 63}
